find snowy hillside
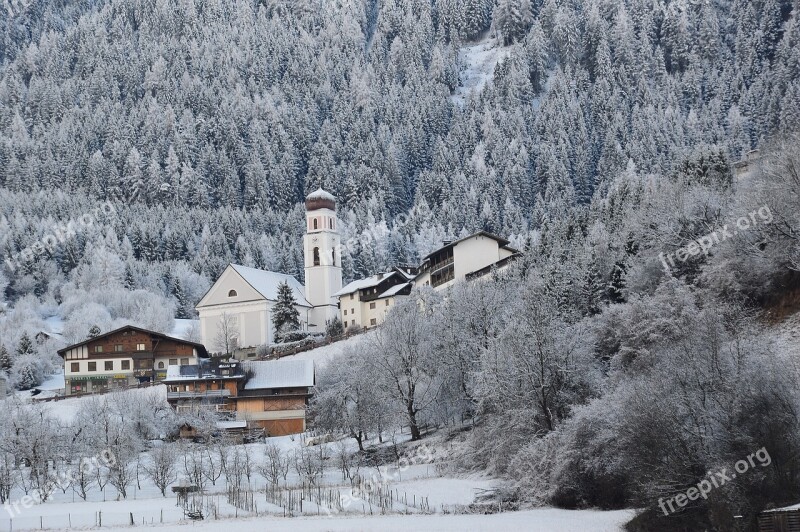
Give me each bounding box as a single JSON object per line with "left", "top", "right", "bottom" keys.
{"left": 452, "top": 35, "right": 512, "bottom": 105}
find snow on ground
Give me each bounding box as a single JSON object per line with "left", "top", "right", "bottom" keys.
{"left": 95, "top": 508, "right": 635, "bottom": 532}
{"left": 451, "top": 35, "right": 512, "bottom": 105}
{"left": 37, "top": 371, "right": 65, "bottom": 391}
{"left": 43, "top": 315, "right": 64, "bottom": 334}
{"left": 36, "top": 385, "right": 167, "bottom": 423}
{"left": 288, "top": 332, "right": 371, "bottom": 368}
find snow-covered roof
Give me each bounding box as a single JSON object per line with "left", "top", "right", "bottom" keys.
{"left": 243, "top": 360, "right": 315, "bottom": 390}
{"left": 306, "top": 187, "right": 336, "bottom": 202}
{"left": 230, "top": 264, "right": 311, "bottom": 307}
{"left": 333, "top": 271, "right": 396, "bottom": 297}
{"left": 216, "top": 420, "right": 247, "bottom": 430}
{"left": 379, "top": 282, "right": 410, "bottom": 298}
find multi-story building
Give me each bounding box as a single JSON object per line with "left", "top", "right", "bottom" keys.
{"left": 163, "top": 358, "right": 315, "bottom": 436}
{"left": 57, "top": 325, "right": 208, "bottom": 395}
{"left": 413, "top": 231, "right": 519, "bottom": 290}
{"left": 335, "top": 231, "right": 520, "bottom": 329}
{"left": 333, "top": 267, "right": 416, "bottom": 329}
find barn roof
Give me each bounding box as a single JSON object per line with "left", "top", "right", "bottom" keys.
{"left": 243, "top": 360, "right": 315, "bottom": 390}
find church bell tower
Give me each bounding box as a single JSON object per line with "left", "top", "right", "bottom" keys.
{"left": 303, "top": 188, "right": 343, "bottom": 331}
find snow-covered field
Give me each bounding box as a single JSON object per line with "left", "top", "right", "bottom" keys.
{"left": 1, "top": 387, "right": 634, "bottom": 532}
{"left": 104, "top": 508, "right": 635, "bottom": 532}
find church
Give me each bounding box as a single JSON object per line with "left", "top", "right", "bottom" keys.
{"left": 196, "top": 189, "right": 343, "bottom": 351}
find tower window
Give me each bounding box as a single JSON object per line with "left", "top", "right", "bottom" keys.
{"left": 313, "top": 247, "right": 320, "bottom": 266}
{"left": 228, "top": 289, "right": 237, "bottom": 297}
{"left": 332, "top": 249, "right": 335, "bottom": 264}
{"left": 329, "top": 218, "right": 333, "bottom": 229}
{"left": 313, "top": 219, "right": 318, "bottom": 230}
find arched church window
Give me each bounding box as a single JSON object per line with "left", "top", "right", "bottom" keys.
{"left": 313, "top": 219, "right": 318, "bottom": 230}
{"left": 157, "top": 361, "right": 165, "bottom": 369}
{"left": 228, "top": 289, "right": 237, "bottom": 297}
{"left": 313, "top": 247, "right": 320, "bottom": 266}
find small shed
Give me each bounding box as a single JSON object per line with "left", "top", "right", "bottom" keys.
{"left": 758, "top": 503, "right": 800, "bottom": 532}
{"left": 178, "top": 423, "right": 197, "bottom": 439}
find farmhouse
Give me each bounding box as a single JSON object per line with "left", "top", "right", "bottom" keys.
{"left": 57, "top": 325, "right": 208, "bottom": 396}
{"left": 197, "top": 188, "right": 343, "bottom": 350}
{"left": 163, "top": 358, "right": 314, "bottom": 436}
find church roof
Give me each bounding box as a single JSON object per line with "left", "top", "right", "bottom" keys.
{"left": 305, "top": 188, "right": 336, "bottom": 211}
{"left": 230, "top": 264, "right": 311, "bottom": 307}
{"left": 306, "top": 188, "right": 335, "bottom": 202}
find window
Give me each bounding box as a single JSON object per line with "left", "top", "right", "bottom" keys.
{"left": 350, "top": 294, "right": 354, "bottom": 300}
{"left": 70, "top": 362, "right": 79, "bottom": 373}
{"left": 157, "top": 361, "right": 165, "bottom": 369}
{"left": 330, "top": 218, "right": 334, "bottom": 229}
{"left": 180, "top": 358, "right": 189, "bottom": 365}
{"left": 351, "top": 308, "right": 354, "bottom": 314}
{"left": 369, "top": 302, "right": 376, "bottom": 310}
{"left": 228, "top": 289, "right": 237, "bottom": 297}
{"left": 313, "top": 218, "right": 318, "bottom": 230}
{"left": 313, "top": 247, "right": 320, "bottom": 266}
{"left": 169, "top": 359, "right": 178, "bottom": 366}
{"left": 94, "top": 346, "right": 103, "bottom": 353}
{"left": 105, "top": 361, "right": 113, "bottom": 371}
{"left": 114, "top": 344, "right": 123, "bottom": 352}
{"left": 332, "top": 249, "right": 335, "bottom": 264}
{"left": 136, "top": 343, "right": 146, "bottom": 351}
{"left": 343, "top": 309, "right": 348, "bottom": 316}
{"left": 385, "top": 300, "right": 390, "bottom": 306}
{"left": 88, "top": 362, "right": 97, "bottom": 372}
{"left": 351, "top": 320, "right": 355, "bottom": 326}
{"left": 370, "top": 318, "right": 377, "bottom": 326}
{"left": 121, "top": 360, "right": 130, "bottom": 370}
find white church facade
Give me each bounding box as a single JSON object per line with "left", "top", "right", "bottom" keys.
{"left": 196, "top": 189, "right": 343, "bottom": 351}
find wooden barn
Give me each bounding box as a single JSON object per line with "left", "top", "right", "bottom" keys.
{"left": 759, "top": 503, "right": 800, "bottom": 532}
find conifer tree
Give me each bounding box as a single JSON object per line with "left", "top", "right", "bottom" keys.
{"left": 16, "top": 333, "right": 35, "bottom": 358}
{"left": 0, "top": 345, "right": 11, "bottom": 372}
{"left": 272, "top": 281, "right": 300, "bottom": 343}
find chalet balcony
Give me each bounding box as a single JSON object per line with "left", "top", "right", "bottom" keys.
{"left": 167, "top": 389, "right": 231, "bottom": 400}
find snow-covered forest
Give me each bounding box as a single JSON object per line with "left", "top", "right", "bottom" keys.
{"left": 2, "top": 0, "right": 800, "bottom": 529}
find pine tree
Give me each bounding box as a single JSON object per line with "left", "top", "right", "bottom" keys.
{"left": 16, "top": 333, "right": 35, "bottom": 358}
{"left": 272, "top": 281, "right": 300, "bottom": 343}
{"left": 87, "top": 325, "right": 102, "bottom": 339}
{"left": 0, "top": 345, "right": 11, "bottom": 372}
{"left": 16, "top": 360, "right": 38, "bottom": 391}
{"left": 326, "top": 316, "right": 345, "bottom": 338}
